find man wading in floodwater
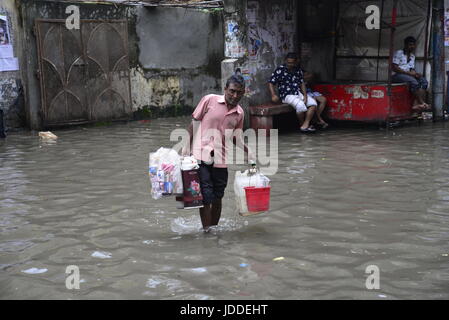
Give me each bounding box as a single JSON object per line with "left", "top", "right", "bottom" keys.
{"left": 183, "top": 74, "right": 255, "bottom": 232}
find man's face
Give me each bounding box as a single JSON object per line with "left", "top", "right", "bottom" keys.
{"left": 224, "top": 83, "right": 245, "bottom": 107}
{"left": 285, "top": 58, "right": 298, "bottom": 71}
{"left": 406, "top": 42, "right": 416, "bottom": 53}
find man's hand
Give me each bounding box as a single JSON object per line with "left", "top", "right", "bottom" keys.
{"left": 271, "top": 94, "right": 280, "bottom": 104}
{"left": 181, "top": 144, "right": 190, "bottom": 157}
{"left": 408, "top": 70, "right": 417, "bottom": 77}
{"left": 414, "top": 72, "right": 422, "bottom": 79}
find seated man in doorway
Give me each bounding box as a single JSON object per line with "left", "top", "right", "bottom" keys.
{"left": 392, "top": 36, "right": 430, "bottom": 112}
{"left": 303, "top": 71, "right": 328, "bottom": 129}
{"left": 268, "top": 52, "right": 317, "bottom": 133}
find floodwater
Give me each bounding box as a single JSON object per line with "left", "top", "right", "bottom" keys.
{"left": 1, "top": 117, "right": 449, "bottom": 300}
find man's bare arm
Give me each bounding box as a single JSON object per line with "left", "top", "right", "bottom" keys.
{"left": 392, "top": 64, "right": 416, "bottom": 77}
{"left": 268, "top": 83, "right": 280, "bottom": 103}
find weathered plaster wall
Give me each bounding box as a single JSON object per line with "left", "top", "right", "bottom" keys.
{"left": 132, "top": 7, "right": 224, "bottom": 116}
{"left": 0, "top": 0, "right": 25, "bottom": 130}
{"left": 18, "top": 0, "right": 224, "bottom": 129}
{"left": 244, "top": 0, "right": 297, "bottom": 105}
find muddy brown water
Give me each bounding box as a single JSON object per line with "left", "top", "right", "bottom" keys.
{"left": 1, "top": 118, "right": 449, "bottom": 299}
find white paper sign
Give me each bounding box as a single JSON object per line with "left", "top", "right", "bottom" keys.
{"left": 0, "top": 44, "right": 13, "bottom": 58}
{"left": 0, "top": 57, "right": 19, "bottom": 71}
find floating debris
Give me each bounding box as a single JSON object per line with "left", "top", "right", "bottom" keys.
{"left": 91, "top": 251, "right": 112, "bottom": 259}
{"left": 22, "top": 267, "right": 48, "bottom": 274}
{"left": 39, "top": 131, "right": 58, "bottom": 140}
{"left": 273, "top": 257, "right": 285, "bottom": 262}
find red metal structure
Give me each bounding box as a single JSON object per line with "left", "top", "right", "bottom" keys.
{"left": 249, "top": 0, "right": 435, "bottom": 131}
{"left": 314, "top": 82, "right": 414, "bottom": 123}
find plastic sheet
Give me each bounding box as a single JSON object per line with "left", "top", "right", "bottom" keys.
{"left": 234, "top": 168, "right": 270, "bottom": 216}
{"left": 149, "top": 147, "right": 183, "bottom": 200}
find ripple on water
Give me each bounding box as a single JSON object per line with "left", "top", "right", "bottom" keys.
{"left": 1, "top": 120, "right": 449, "bottom": 299}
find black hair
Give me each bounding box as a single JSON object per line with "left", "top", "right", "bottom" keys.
{"left": 285, "top": 52, "right": 298, "bottom": 60}
{"left": 404, "top": 36, "right": 416, "bottom": 45}
{"left": 225, "top": 74, "right": 245, "bottom": 88}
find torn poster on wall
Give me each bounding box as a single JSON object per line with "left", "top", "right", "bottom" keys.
{"left": 0, "top": 14, "right": 18, "bottom": 71}
{"left": 225, "top": 21, "right": 246, "bottom": 58}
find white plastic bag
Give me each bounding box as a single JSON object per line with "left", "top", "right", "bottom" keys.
{"left": 234, "top": 169, "right": 270, "bottom": 216}
{"left": 149, "top": 147, "right": 183, "bottom": 199}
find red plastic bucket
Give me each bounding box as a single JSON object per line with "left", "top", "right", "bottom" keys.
{"left": 244, "top": 186, "right": 271, "bottom": 212}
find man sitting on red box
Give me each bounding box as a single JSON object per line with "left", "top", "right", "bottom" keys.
{"left": 268, "top": 52, "right": 317, "bottom": 133}
{"left": 392, "top": 36, "right": 431, "bottom": 112}
{"left": 183, "top": 74, "right": 255, "bottom": 232}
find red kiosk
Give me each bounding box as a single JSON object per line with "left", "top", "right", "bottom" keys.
{"left": 249, "top": 0, "right": 432, "bottom": 130}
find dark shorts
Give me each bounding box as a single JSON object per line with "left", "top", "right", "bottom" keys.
{"left": 198, "top": 163, "right": 228, "bottom": 205}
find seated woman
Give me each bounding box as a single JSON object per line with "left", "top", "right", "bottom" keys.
{"left": 392, "top": 36, "right": 430, "bottom": 112}
{"left": 303, "top": 71, "right": 328, "bottom": 129}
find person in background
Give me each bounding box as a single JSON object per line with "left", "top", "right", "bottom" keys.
{"left": 268, "top": 52, "right": 317, "bottom": 133}
{"left": 392, "top": 36, "right": 430, "bottom": 112}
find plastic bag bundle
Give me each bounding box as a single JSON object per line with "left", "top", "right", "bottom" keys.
{"left": 149, "top": 147, "right": 183, "bottom": 199}
{"left": 234, "top": 169, "right": 270, "bottom": 216}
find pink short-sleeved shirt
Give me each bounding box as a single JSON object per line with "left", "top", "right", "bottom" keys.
{"left": 191, "top": 94, "right": 244, "bottom": 168}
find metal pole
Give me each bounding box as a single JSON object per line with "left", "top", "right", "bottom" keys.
{"left": 431, "top": 0, "right": 445, "bottom": 121}
{"left": 376, "top": 0, "right": 385, "bottom": 81}
{"left": 333, "top": 0, "right": 340, "bottom": 81}
{"left": 386, "top": 0, "right": 399, "bottom": 128}
{"left": 423, "top": 0, "right": 432, "bottom": 78}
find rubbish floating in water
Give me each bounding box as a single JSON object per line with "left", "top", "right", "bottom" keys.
{"left": 378, "top": 294, "right": 387, "bottom": 298}
{"left": 273, "top": 257, "right": 285, "bottom": 262}
{"left": 239, "top": 263, "right": 249, "bottom": 268}
{"left": 441, "top": 253, "right": 449, "bottom": 257}
{"left": 91, "top": 251, "right": 112, "bottom": 259}
{"left": 22, "top": 267, "right": 48, "bottom": 274}
{"left": 39, "top": 131, "right": 58, "bottom": 140}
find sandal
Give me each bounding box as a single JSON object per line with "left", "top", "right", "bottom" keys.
{"left": 300, "top": 127, "right": 316, "bottom": 133}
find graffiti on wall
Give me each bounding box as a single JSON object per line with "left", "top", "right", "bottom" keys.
{"left": 225, "top": 20, "right": 246, "bottom": 58}
{"left": 244, "top": 0, "right": 296, "bottom": 100}
{"left": 247, "top": 1, "right": 295, "bottom": 61}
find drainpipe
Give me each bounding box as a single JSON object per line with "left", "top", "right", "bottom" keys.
{"left": 432, "top": 0, "right": 445, "bottom": 121}
{"left": 0, "top": 109, "right": 5, "bottom": 138}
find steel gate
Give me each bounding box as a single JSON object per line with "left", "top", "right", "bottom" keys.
{"left": 35, "top": 19, "right": 132, "bottom": 127}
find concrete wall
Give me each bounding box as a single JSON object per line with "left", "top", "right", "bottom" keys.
{"left": 0, "top": 0, "right": 26, "bottom": 130}
{"left": 222, "top": 0, "right": 298, "bottom": 107}
{"left": 132, "top": 7, "right": 223, "bottom": 117}
{"left": 16, "top": 0, "right": 223, "bottom": 129}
